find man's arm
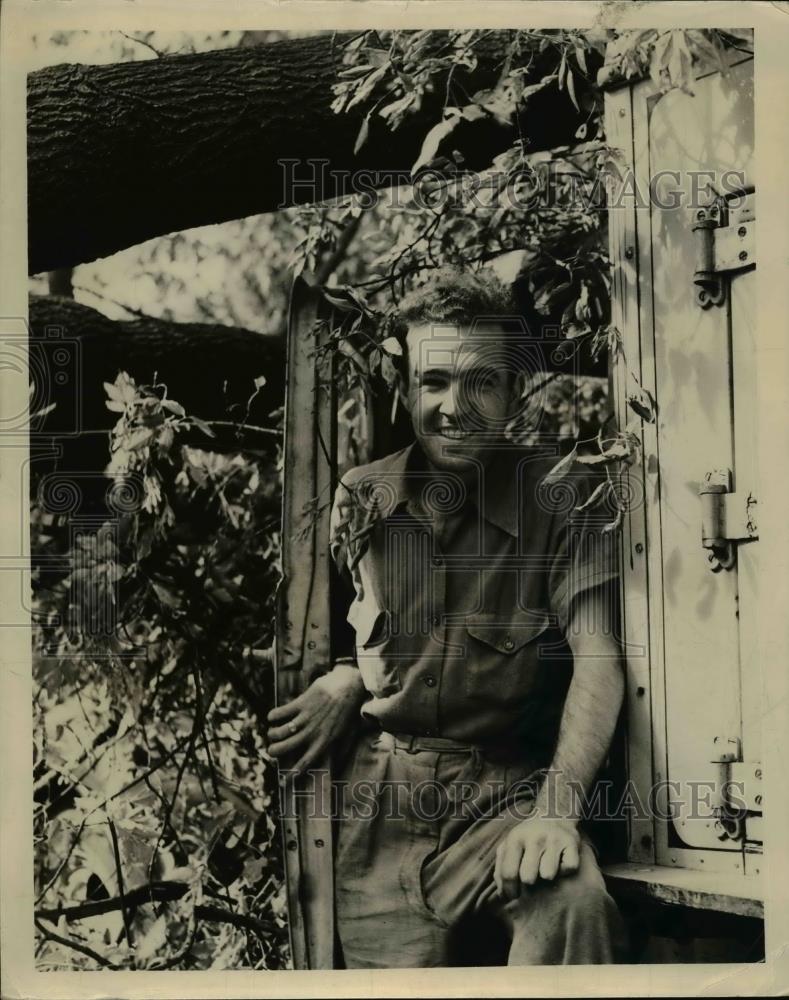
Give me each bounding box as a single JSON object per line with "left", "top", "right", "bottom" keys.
{"left": 494, "top": 583, "right": 624, "bottom": 898}
{"left": 266, "top": 483, "right": 368, "bottom": 776}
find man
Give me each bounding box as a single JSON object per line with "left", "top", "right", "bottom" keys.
{"left": 267, "top": 268, "right": 626, "bottom": 967}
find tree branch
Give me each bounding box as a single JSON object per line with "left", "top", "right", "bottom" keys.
{"left": 37, "top": 879, "right": 192, "bottom": 922}
{"left": 36, "top": 881, "right": 278, "bottom": 939}
{"left": 34, "top": 918, "right": 121, "bottom": 970}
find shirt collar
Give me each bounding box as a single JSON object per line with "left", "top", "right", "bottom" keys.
{"left": 366, "top": 441, "right": 525, "bottom": 538}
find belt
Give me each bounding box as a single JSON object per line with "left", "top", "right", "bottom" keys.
{"left": 379, "top": 730, "right": 542, "bottom": 769}
{"left": 386, "top": 731, "right": 484, "bottom": 754}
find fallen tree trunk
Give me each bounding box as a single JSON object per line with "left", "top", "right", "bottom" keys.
{"left": 28, "top": 32, "right": 594, "bottom": 273}
{"left": 29, "top": 295, "right": 284, "bottom": 438}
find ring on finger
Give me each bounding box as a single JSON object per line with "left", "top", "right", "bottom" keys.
{"left": 288, "top": 722, "right": 299, "bottom": 736}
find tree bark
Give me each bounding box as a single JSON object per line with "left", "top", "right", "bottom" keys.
{"left": 28, "top": 32, "right": 593, "bottom": 273}
{"left": 29, "top": 295, "right": 284, "bottom": 438}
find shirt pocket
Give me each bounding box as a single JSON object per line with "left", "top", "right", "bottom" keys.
{"left": 347, "top": 598, "right": 402, "bottom": 699}
{"left": 464, "top": 610, "right": 552, "bottom": 703}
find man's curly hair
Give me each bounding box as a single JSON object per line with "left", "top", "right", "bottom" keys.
{"left": 397, "top": 267, "right": 518, "bottom": 326}
{"left": 391, "top": 267, "right": 528, "bottom": 381}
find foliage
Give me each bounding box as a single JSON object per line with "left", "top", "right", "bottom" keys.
{"left": 32, "top": 374, "right": 288, "bottom": 969}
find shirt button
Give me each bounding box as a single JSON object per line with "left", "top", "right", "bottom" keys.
{"left": 503, "top": 637, "right": 515, "bottom": 651}
{"left": 423, "top": 674, "right": 437, "bottom": 687}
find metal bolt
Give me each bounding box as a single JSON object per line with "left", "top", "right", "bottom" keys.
{"left": 307, "top": 640, "right": 316, "bottom": 650}
{"left": 619, "top": 107, "right": 626, "bottom": 117}
{"left": 739, "top": 250, "right": 748, "bottom": 262}
{"left": 635, "top": 542, "right": 644, "bottom": 554}
{"left": 755, "top": 769, "right": 762, "bottom": 779}
{"left": 755, "top": 795, "right": 762, "bottom": 806}
{"left": 287, "top": 840, "right": 298, "bottom": 851}
{"left": 625, "top": 246, "right": 634, "bottom": 260}
{"left": 314, "top": 838, "right": 325, "bottom": 848}
{"left": 738, "top": 226, "right": 747, "bottom": 237}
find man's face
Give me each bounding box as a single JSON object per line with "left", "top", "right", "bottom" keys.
{"left": 399, "top": 322, "right": 523, "bottom": 476}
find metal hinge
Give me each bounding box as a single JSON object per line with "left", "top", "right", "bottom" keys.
{"left": 692, "top": 191, "right": 755, "bottom": 308}
{"left": 699, "top": 469, "right": 758, "bottom": 571}
{"left": 711, "top": 736, "right": 762, "bottom": 845}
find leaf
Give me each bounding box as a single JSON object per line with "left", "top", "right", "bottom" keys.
{"left": 346, "top": 64, "right": 388, "bottom": 112}
{"left": 189, "top": 416, "right": 216, "bottom": 438}
{"left": 575, "top": 44, "right": 588, "bottom": 75}
{"left": 152, "top": 580, "right": 180, "bottom": 610}
{"left": 379, "top": 92, "right": 415, "bottom": 124}
{"left": 627, "top": 384, "right": 656, "bottom": 423}
{"left": 161, "top": 398, "right": 185, "bottom": 417}
{"left": 576, "top": 440, "right": 629, "bottom": 465}
{"left": 323, "top": 285, "right": 370, "bottom": 315}
{"left": 136, "top": 915, "right": 168, "bottom": 961}
{"left": 103, "top": 380, "right": 123, "bottom": 402}
{"left": 380, "top": 353, "right": 397, "bottom": 388}
{"left": 544, "top": 445, "right": 577, "bottom": 484}
{"left": 125, "top": 427, "right": 154, "bottom": 451}
{"left": 558, "top": 47, "right": 568, "bottom": 90}
{"left": 105, "top": 400, "right": 126, "bottom": 413}
{"left": 31, "top": 401, "right": 57, "bottom": 421}
{"left": 602, "top": 508, "right": 624, "bottom": 534}
{"left": 380, "top": 336, "right": 403, "bottom": 357}
{"left": 411, "top": 111, "right": 462, "bottom": 177}
{"left": 158, "top": 425, "right": 175, "bottom": 451}
{"left": 575, "top": 479, "right": 609, "bottom": 512}
{"left": 354, "top": 114, "right": 371, "bottom": 155}
{"left": 566, "top": 69, "right": 580, "bottom": 112}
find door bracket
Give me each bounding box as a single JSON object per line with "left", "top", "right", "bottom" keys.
{"left": 692, "top": 192, "right": 755, "bottom": 309}
{"left": 699, "top": 469, "right": 758, "bottom": 571}
{"left": 710, "top": 736, "right": 763, "bottom": 845}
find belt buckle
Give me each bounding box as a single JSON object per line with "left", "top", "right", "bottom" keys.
{"left": 392, "top": 732, "right": 419, "bottom": 753}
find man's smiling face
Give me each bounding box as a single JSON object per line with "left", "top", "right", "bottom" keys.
{"left": 399, "top": 322, "right": 523, "bottom": 477}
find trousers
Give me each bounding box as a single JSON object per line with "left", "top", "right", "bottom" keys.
{"left": 334, "top": 730, "right": 626, "bottom": 968}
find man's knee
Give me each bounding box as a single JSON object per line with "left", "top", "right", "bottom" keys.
{"left": 510, "top": 868, "right": 613, "bottom": 921}
{"left": 553, "top": 869, "right": 617, "bottom": 920}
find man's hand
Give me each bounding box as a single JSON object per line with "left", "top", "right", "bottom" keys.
{"left": 494, "top": 817, "right": 581, "bottom": 899}
{"left": 266, "top": 663, "right": 366, "bottom": 776}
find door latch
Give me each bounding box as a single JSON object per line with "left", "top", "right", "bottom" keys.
{"left": 699, "top": 469, "right": 758, "bottom": 571}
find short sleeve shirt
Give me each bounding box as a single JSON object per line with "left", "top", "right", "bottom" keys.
{"left": 330, "top": 442, "right": 619, "bottom": 762}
